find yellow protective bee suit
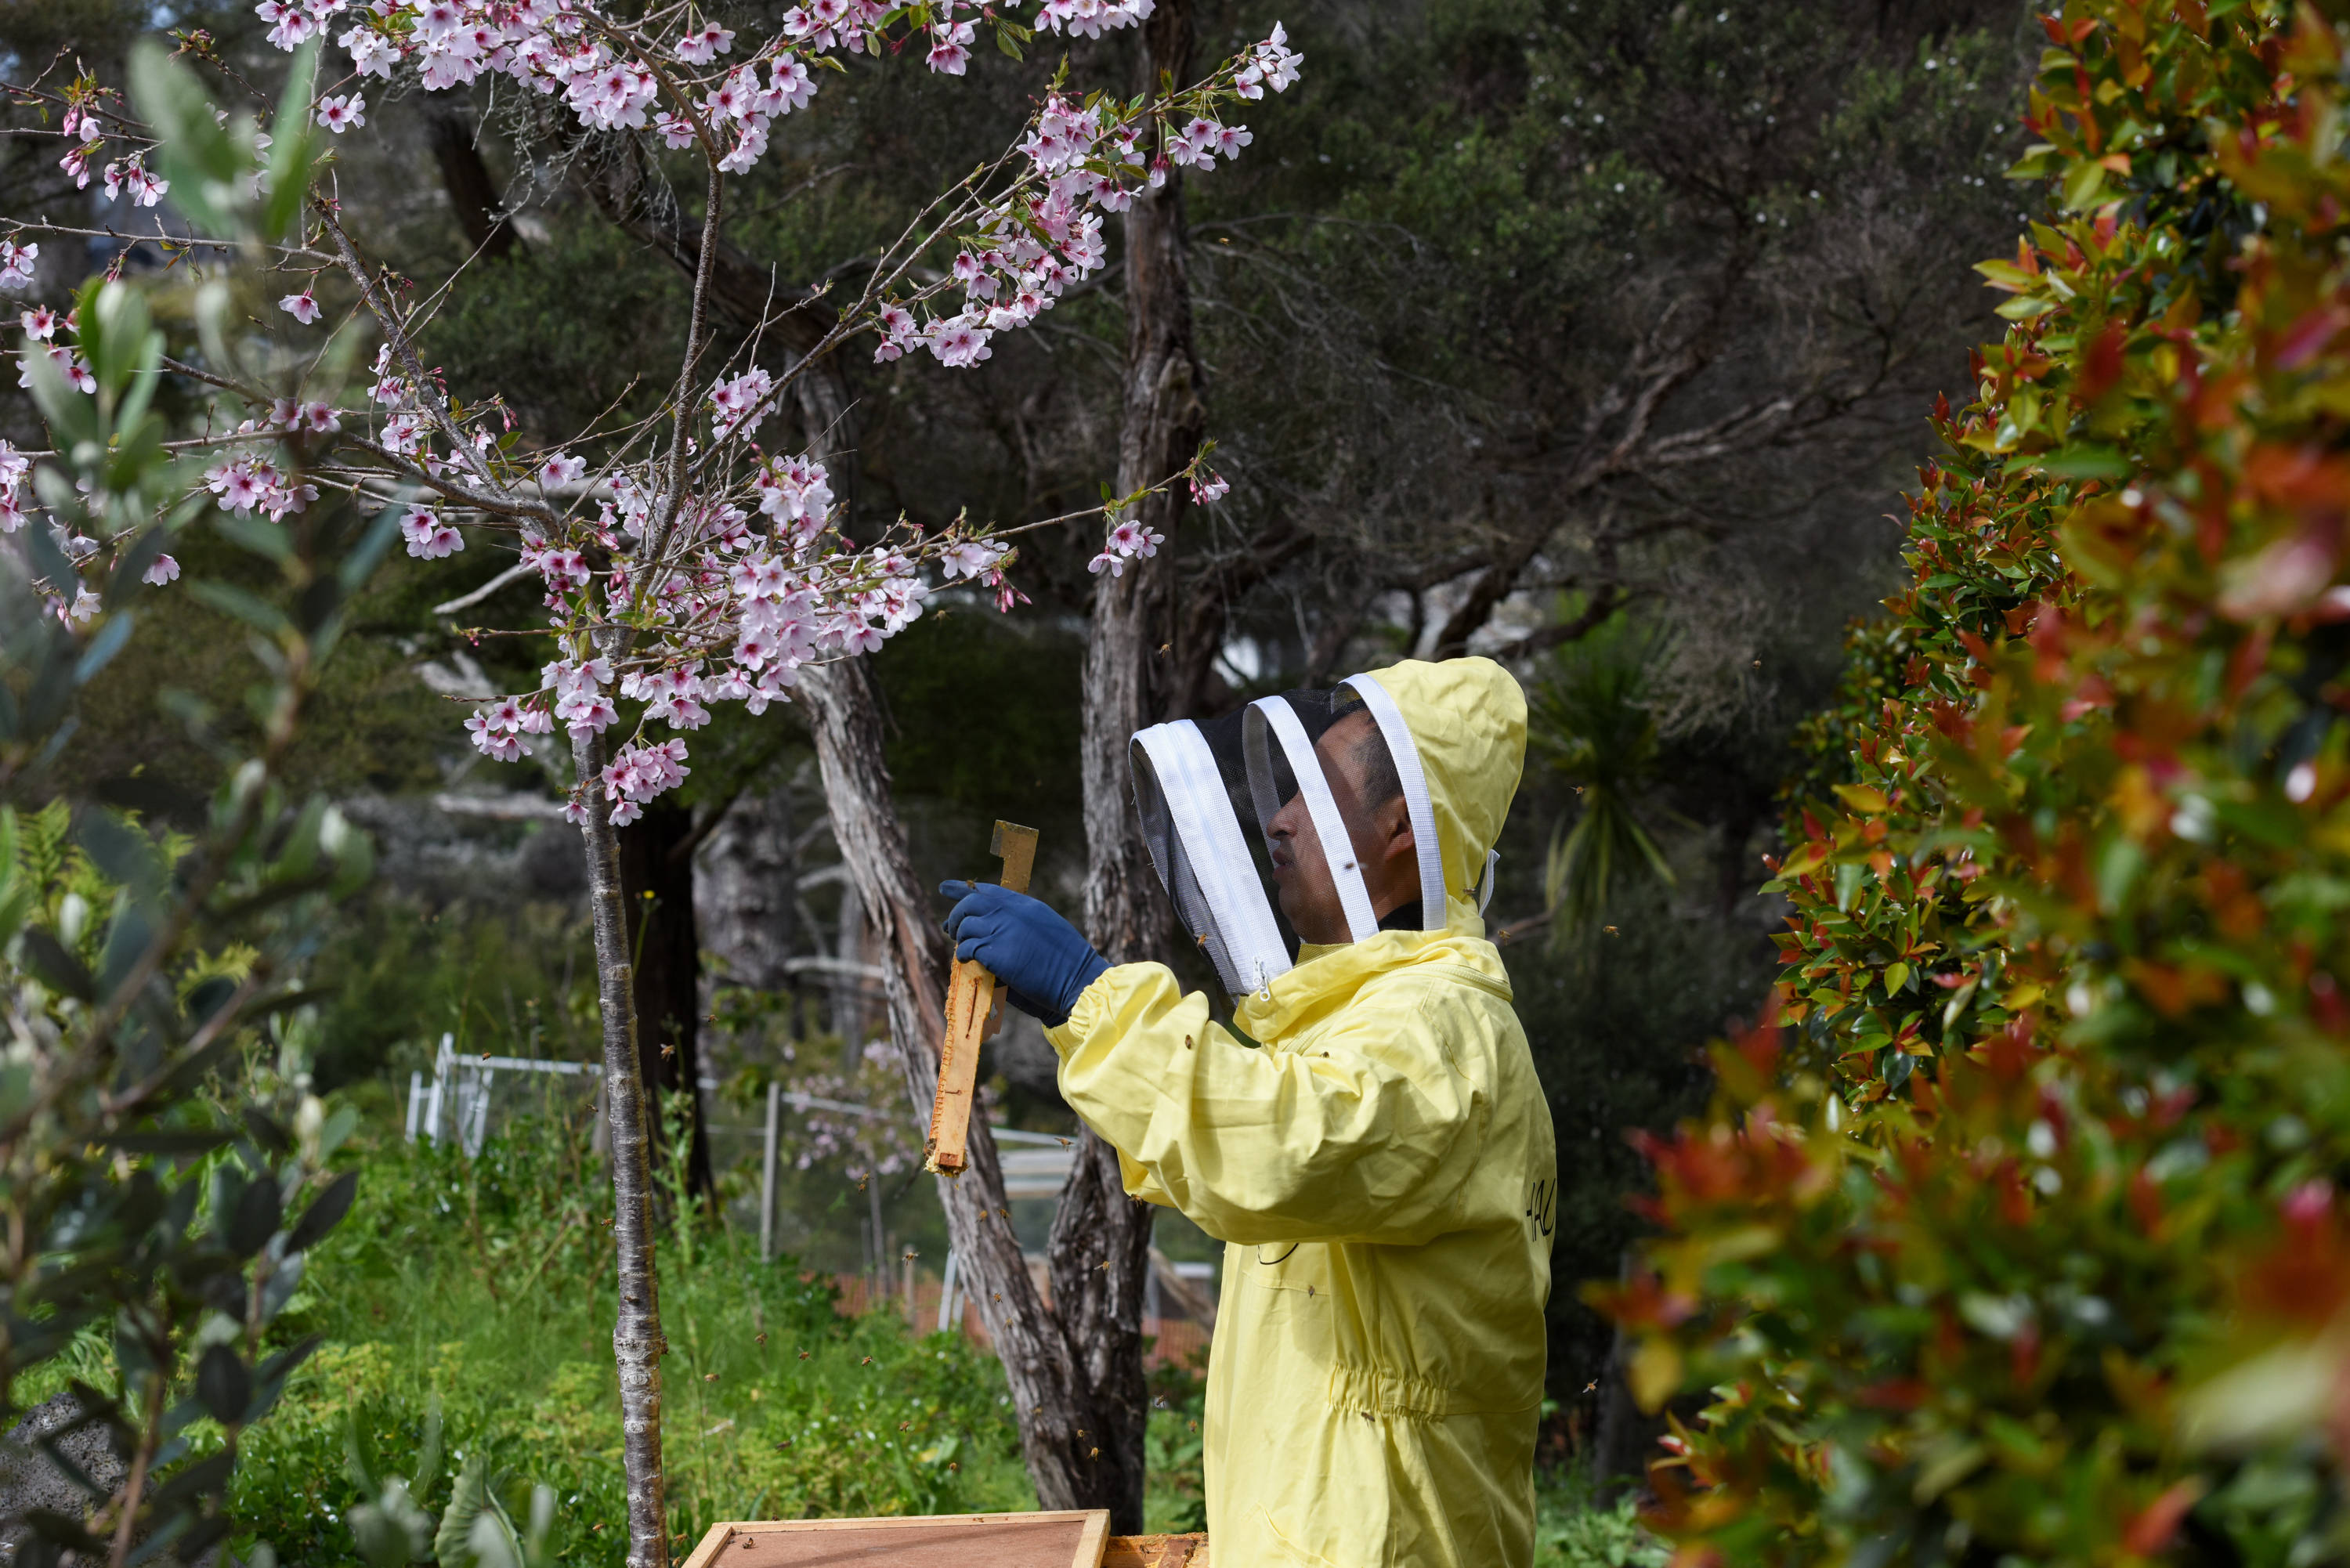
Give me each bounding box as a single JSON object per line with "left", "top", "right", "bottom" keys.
{"left": 1047, "top": 657, "right": 1558, "bottom": 1567}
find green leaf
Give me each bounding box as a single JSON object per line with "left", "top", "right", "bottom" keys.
{"left": 2059, "top": 157, "right": 2106, "bottom": 212}
{"left": 436, "top": 1453, "right": 520, "bottom": 1568}
{"left": 186, "top": 580, "right": 291, "bottom": 638}
{"left": 338, "top": 508, "right": 400, "bottom": 594}
{"left": 213, "top": 512, "right": 293, "bottom": 563}
{"left": 284, "top": 1169, "right": 358, "bottom": 1253}
{"left": 343, "top": 1403, "right": 382, "bottom": 1497}
{"left": 226, "top": 1172, "right": 282, "bottom": 1255}
{"left": 194, "top": 1345, "right": 251, "bottom": 1425}
{"left": 74, "top": 611, "right": 136, "bottom": 685}
{"left": 23, "top": 327, "right": 99, "bottom": 448}
{"left": 2035, "top": 444, "right": 2135, "bottom": 480}
{"left": 262, "top": 42, "right": 323, "bottom": 244}
{"left": 20, "top": 929, "right": 96, "bottom": 999}
{"left": 128, "top": 41, "right": 242, "bottom": 236}
{"left": 86, "top": 284, "right": 152, "bottom": 400}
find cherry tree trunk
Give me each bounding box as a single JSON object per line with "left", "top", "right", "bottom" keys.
{"left": 618, "top": 798, "right": 714, "bottom": 1197}
{"left": 1058, "top": 0, "right": 1206, "bottom": 1524}
{"left": 796, "top": 659, "right": 1130, "bottom": 1517}
{"left": 572, "top": 719, "right": 671, "bottom": 1568}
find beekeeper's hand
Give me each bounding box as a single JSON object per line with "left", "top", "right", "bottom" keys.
{"left": 938, "top": 882, "right": 1110, "bottom": 1028}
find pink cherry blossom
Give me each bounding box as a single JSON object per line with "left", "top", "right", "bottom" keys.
{"left": 143, "top": 554, "right": 180, "bottom": 585}
{"left": 280, "top": 289, "right": 322, "bottom": 324}
{"left": 315, "top": 93, "right": 368, "bottom": 132}
{"left": 400, "top": 507, "right": 465, "bottom": 558}
{"left": 20, "top": 346, "right": 95, "bottom": 394}
{"left": 0, "top": 241, "right": 41, "bottom": 292}
{"left": 20, "top": 307, "right": 59, "bottom": 341}
{"left": 675, "top": 22, "right": 734, "bottom": 61}
{"left": 940, "top": 539, "right": 1003, "bottom": 580}
{"left": 927, "top": 321, "right": 992, "bottom": 368}
{"left": 1190, "top": 471, "right": 1230, "bottom": 504}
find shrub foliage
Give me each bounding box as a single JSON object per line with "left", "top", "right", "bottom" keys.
{"left": 1603, "top": 3, "right": 2350, "bottom": 1565}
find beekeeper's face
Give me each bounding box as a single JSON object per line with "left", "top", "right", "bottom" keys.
{"left": 1265, "top": 710, "right": 1415, "bottom": 946}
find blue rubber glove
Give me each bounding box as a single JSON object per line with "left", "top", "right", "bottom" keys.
{"left": 938, "top": 881, "right": 1110, "bottom": 1028}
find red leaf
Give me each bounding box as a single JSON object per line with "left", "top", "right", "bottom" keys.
{"left": 2075, "top": 320, "right": 2129, "bottom": 404}
{"left": 2122, "top": 1480, "right": 2205, "bottom": 1557}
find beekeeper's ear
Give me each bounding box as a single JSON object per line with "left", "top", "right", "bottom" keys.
{"left": 1374, "top": 797, "right": 1415, "bottom": 860}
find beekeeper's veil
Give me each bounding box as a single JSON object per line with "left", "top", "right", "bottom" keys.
{"left": 1129, "top": 667, "right": 1502, "bottom": 999}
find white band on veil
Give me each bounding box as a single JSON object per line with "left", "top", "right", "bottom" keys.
{"left": 1338, "top": 671, "right": 1449, "bottom": 930}
{"left": 1130, "top": 721, "right": 1292, "bottom": 995}
{"left": 1242, "top": 696, "right": 1381, "bottom": 944}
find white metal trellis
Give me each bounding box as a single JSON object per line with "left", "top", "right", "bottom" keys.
{"left": 403, "top": 1035, "right": 1077, "bottom": 1252}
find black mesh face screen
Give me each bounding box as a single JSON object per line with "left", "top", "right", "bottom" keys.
{"left": 1189, "top": 688, "right": 1350, "bottom": 961}
{"left": 1166, "top": 836, "right": 1242, "bottom": 995}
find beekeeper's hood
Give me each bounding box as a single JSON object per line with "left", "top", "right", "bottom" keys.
{"left": 1128, "top": 656, "right": 1528, "bottom": 998}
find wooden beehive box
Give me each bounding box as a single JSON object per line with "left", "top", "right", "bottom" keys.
{"left": 679, "top": 1511, "right": 1112, "bottom": 1567}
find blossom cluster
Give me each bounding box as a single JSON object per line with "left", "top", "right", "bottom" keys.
{"left": 779, "top": 1039, "right": 924, "bottom": 1181}
{"left": 0, "top": 240, "right": 38, "bottom": 291}
{"left": 428, "top": 435, "right": 1036, "bottom": 824}
{"left": 869, "top": 46, "right": 1300, "bottom": 372}
{"left": 0, "top": 436, "right": 177, "bottom": 622}
{"left": 9, "top": 0, "right": 1292, "bottom": 832}
{"left": 237, "top": 0, "right": 1299, "bottom": 378}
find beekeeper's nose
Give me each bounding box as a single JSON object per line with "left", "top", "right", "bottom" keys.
{"left": 1266, "top": 791, "right": 1309, "bottom": 848}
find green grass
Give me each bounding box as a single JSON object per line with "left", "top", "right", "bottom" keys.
{"left": 1535, "top": 1470, "right": 1671, "bottom": 1568}
{"left": 22, "top": 1091, "right": 1658, "bottom": 1561}
{"left": 214, "top": 1104, "right": 1033, "bottom": 1564}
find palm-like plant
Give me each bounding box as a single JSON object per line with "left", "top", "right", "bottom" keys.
{"left": 1528, "top": 627, "right": 1678, "bottom": 945}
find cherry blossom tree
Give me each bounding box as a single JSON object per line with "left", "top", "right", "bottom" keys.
{"left": 0, "top": 5, "right": 1298, "bottom": 1558}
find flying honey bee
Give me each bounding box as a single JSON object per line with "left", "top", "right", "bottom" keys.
{"left": 797, "top": 1349, "right": 811, "bottom": 1360}
{"left": 755, "top": 1331, "right": 768, "bottom": 1346}
{"left": 703, "top": 1372, "right": 718, "bottom": 1382}
{"left": 1090, "top": 1447, "right": 1101, "bottom": 1459}
{"left": 860, "top": 1355, "right": 874, "bottom": 1366}
{"left": 1058, "top": 1138, "right": 1072, "bottom": 1148}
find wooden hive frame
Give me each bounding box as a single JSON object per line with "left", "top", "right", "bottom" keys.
{"left": 926, "top": 820, "right": 1039, "bottom": 1176}
{"left": 679, "top": 1509, "right": 1112, "bottom": 1568}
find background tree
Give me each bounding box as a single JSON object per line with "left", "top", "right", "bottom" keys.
{"left": 1608, "top": 4, "right": 2350, "bottom": 1564}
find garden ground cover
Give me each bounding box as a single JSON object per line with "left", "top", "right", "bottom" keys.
{"left": 20, "top": 1089, "right": 1643, "bottom": 1564}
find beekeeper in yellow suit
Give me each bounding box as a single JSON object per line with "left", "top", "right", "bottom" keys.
{"left": 941, "top": 657, "right": 1556, "bottom": 1567}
